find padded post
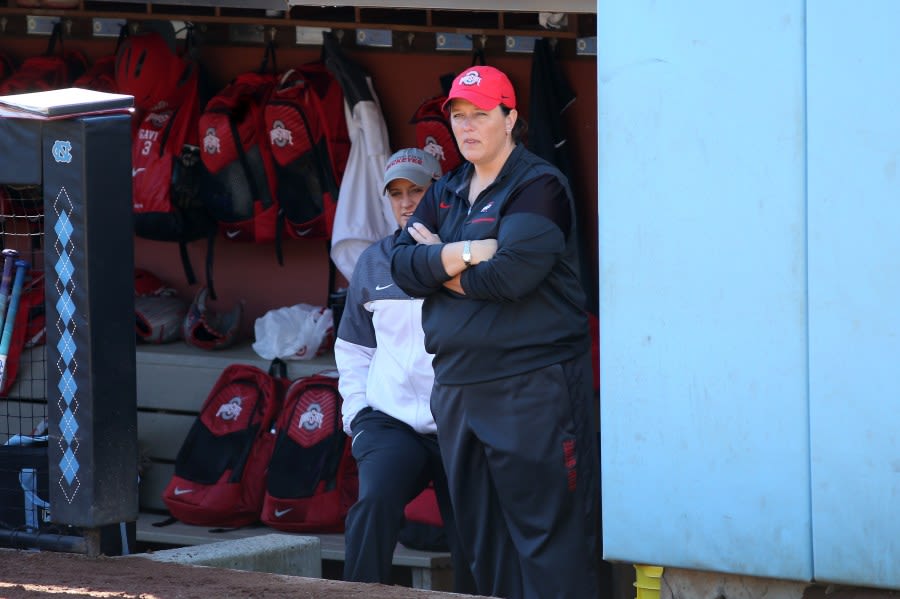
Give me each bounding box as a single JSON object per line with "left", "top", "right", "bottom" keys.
{"left": 41, "top": 113, "right": 138, "bottom": 529}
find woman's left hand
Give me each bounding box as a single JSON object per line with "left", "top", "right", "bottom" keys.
{"left": 408, "top": 222, "right": 442, "bottom": 245}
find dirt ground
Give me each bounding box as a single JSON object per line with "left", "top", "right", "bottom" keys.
{"left": 0, "top": 548, "right": 489, "bottom": 599}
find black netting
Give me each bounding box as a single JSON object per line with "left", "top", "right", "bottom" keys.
{"left": 0, "top": 183, "right": 52, "bottom": 546}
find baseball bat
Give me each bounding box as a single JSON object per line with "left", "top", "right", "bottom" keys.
{"left": 0, "top": 259, "right": 30, "bottom": 390}
{"left": 0, "top": 248, "right": 19, "bottom": 337}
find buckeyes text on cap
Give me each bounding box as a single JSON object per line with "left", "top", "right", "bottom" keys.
{"left": 382, "top": 148, "right": 442, "bottom": 193}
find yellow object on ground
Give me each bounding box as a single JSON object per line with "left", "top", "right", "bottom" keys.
{"left": 633, "top": 564, "right": 664, "bottom": 599}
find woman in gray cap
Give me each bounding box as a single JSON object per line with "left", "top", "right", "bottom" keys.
{"left": 335, "top": 148, "right": 473, "bottom": 592}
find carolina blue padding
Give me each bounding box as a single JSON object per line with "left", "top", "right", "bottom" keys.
{"left": 807, "top": 1, "right": 900, "bottom": 589}
{"left": 43, "top": 114, "right": 138, "bottom": 528}
{"left": 598, "top": 1, "right": 812, "bottom": 581}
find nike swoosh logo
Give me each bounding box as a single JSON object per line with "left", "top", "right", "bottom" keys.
{"left": 173, "top": 488, "right": 193, "bottom": 496}
{"left": 375, "top": 283, "right": 393, "bottom": 291}
{"left": 225, "top": 230, "right": 241, "bottom": 239}
{"left": 439, "top": 202, "right": 451, "bottom": 209}
{"left": 131, "top": 168, "right": 146, "bottom": 177}
{"left": 294, "top": 228, "right": 313, "bottom": 237}
{"left": 274, "top": 508, "right": 293, "bottom": 518}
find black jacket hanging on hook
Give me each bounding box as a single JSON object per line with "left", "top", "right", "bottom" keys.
{"left": 527, "top": 38, "right": 575, "bottom": 177}
{"left": 527, "top": 37, "right": 597, "bottom": 314}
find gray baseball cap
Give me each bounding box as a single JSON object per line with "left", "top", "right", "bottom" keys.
{"left": 382, "top": 148, "right": 442, "bottom": 193}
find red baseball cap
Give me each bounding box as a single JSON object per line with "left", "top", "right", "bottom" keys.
{"left": 442, "top": 65, "right": 516, "bottom": 112}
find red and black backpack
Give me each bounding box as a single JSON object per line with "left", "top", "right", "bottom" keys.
{"left": 162, "top": 363, "right": 283, "bottom": 527}
{"left": 263, "top": 61, "right": 350, "bottom": 241}
{"left": 199, "top": 43, "right": 280, "bottom": 247}
{"left": 410, "top": 94, "right": 464, "bottom": 175}
{"left": 260, "top": 371, "right": 358, "bottom": 533}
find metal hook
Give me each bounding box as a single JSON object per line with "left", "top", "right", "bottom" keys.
{"left": 334, "top": 29, "right": 344, "bottom": 43}
{"left": 269, "top": 26, "right": 277, "bottom": 42}
{"left": 407, "top": 31, "right": 415, "bottom": 47}
{"left": 64, "top": 18, "right": 73, "bottom": 36}
{"left": 480, "top": 34, "right": 487, "bottom": 49}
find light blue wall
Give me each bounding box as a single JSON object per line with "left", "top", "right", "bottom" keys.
{"left": 807, "top": 1, "right": 900, "bottom": 589}
{"left": 598, "top": 0, "right": 812, "bottom": 582}
{"left": 599, "top": 0, "right": 900, "bottom": 588}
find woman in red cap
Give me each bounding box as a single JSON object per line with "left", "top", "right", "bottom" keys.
{"left": 391, "top": 65, "right": 600, "bottom": 599}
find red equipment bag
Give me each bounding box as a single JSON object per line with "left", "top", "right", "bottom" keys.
{"left": 161, "top": 364, "right": 282, "bottom": 527}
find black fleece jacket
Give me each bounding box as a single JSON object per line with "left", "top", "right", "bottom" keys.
{"left": 391, "top": 144, "right": 589, "bottom": 385}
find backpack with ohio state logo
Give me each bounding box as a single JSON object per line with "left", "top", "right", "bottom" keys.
{"left": 260, "top": 371, "right": 358, "bottom": 533}
{"left": 199, "top": 43, "right": 279, "bottom": 246}
{"left": 410, "top": 94, "right": 463, "bottom": 175}
{"left": 161, "top": 363, "right": 284, "bottom": 527}
{"left": 264, "top": 61, "right": 350, "bottom": 240}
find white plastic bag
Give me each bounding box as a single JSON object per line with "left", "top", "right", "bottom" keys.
{"left": 252, "top": 303, "right": 333, "bottom": 361}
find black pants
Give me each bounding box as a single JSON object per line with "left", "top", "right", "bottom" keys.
{"left": 342, "top": 408, "right": 474, "bottom": 593}
{"left": 432, "top": 355, "right": 601, "bottom": 599}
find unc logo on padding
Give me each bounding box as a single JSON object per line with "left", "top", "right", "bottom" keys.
{"left": 52, "top": 140, "right": 72, "bottom": 164}
{"left": 298, "top": 403, "right": 325, "bottom": 431}
{"left": 216, "top": 397, "right": 243, "bottom": 420}
{"left": 203, "top": 127, "right": 221, "bottom": 155}
{"left": 459, "top": 70, "right": 482, "bottom": 86}
{"left": 423, "top": 136, "right": 446, "bottom": 162}
{"left": 269, "top": 120, "right": 293, "bottom": 148}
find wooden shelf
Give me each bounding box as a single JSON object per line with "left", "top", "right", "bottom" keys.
{"left": 0, "top": 4, "right": 593, "bottom": 41}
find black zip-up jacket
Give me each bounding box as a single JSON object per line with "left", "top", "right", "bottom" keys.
{"left": 391, "top": 144, "right": 589, "bottom": 385}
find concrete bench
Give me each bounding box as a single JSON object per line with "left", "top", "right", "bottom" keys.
{"left": 134, "top": 512, "right": 453, "bottom": 591}
{"left": 135, "top": 532, "right": 323, "bottom": 578}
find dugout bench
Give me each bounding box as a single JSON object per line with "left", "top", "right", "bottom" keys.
{"left": 132, "top": 341, "right": 454, "bottom": 592}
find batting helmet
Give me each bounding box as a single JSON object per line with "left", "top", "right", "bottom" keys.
{"left": 115, "top": 30, "right": 195, "bottom": 112}
{"left": 183, "top": 286, "right": 242, "bottom": 350}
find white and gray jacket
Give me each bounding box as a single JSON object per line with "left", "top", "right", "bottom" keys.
{"left": 324, "top": 31, "right": 394, "bottom": 283}
{"left": 334, "top": 232, "right": 436, "bottom": 436}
